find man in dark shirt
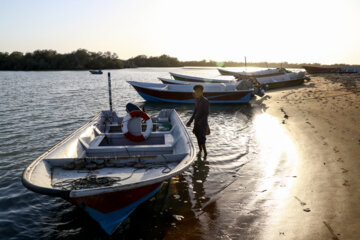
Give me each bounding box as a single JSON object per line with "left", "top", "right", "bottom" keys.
{"left": 186, "top": 85, "right": 210, "bottom": 156}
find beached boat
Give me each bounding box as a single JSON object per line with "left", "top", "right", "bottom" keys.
{"left": 302, "top": 66, "right": 340, "bottom": 74}
{"left": 254, "top": 72, "right": 308, "bottom": 89}
{"left": 339, "top": 67, "right": 360, "bottom": 73}
{"left": 90, "top": 70, "right": 103, "bottom": 74}
{"left": 218, "top": 68, "right": 290, "bottom": 77}
{"left": 303, "top": 65, "right": 360, "bottom": 74}
{"left": 22, "top": 108, "right": 195, "bottom": 234}
{"left": 169, "top": 72, "right": 233, "bottom": 83}
{"left": 128, "top": 81, "right": 254, "bottom": 103}
{"left": 161, "top": 72, "right": 308, "bottom": 90}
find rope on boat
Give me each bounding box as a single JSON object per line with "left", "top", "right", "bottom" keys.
{"left": 53, "top": 161, "right": 172, "bottom": 191}
{"left": 53, "top": 175, "right": 121, "bottom": 190}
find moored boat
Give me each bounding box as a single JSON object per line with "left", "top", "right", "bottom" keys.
{"left": 128, "top": 81, "right": 254, "bottom": 103}
{"left": 159, "top": 77, "right": 236, "bottom": 85}
{"left": 302, "top": 65, "right": 340, "bottom": 74}
{"left": 339, "top": 67, "right": 360, "bottom": 73}
{"left": 22, "top": 73, "right": 196, "bottom": 234}
{"left": 22, "top": 108, "right": 195, "bottom": 234}
{"left": 303, "top": 65, "right": 360, "bottom": 74}
{"left": 90, "top": 70, "right": 103, "bottom": 74}
{"left": 169, "top": 72, "right": 233, "bottom": 83}
{"left": 218, "top": 67, "right": 290, "bottom": 77}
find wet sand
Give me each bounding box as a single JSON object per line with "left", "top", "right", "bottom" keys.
{"left": 161, "top": 74, "right": 360, "bottom": 240}
{"left": 262, "top": 74, "right": 360, "bottom": 239}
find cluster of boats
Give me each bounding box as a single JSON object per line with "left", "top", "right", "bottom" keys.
{"left": 128, "top": 68, "right": 309, "bottom": 104}
{"left": 22, "top": 68, "right": 309, "bottom": 235}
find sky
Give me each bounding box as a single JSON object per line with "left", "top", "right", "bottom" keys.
{"left": 0, "top": 0, "right": 359, "bottom": 64}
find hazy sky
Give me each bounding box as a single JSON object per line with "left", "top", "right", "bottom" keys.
{"left": 1, "top": 0, "right": 359, "bottom": 64}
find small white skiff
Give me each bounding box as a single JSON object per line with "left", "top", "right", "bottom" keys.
{"left": 22, "top": 108, "right": 196, "bottom": 234}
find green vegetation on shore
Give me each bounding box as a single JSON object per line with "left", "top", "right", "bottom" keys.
{"left": 0, "top": 49, "right": 359, "bottom": 70}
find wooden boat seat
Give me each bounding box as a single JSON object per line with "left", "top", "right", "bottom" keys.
{"left": 84, "top": 133, "right": 174, "bottom": 157}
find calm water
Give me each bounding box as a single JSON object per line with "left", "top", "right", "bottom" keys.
{"left": 0, "top": 68, "right": 298, "bottom": 239}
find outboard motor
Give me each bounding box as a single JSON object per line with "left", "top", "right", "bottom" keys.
{"left": 254, "top": 84, "right": 267, "bottom": 97}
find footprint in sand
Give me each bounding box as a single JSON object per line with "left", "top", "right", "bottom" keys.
{"left": 303, "top": 208, "right": 311, "bottom": 212}
{"left": 343, "top": 180, "right": 350, "bottom": 187}
{"left": 337, "top": 158, "right": 344, "bottom": 163}
{"left": 333, "top": 147, "right": 339, "bottom": 153}
{"left": 294, "top": 196, "right": 307, "bottom": 206}
{"left": 341, "top": 168, "right": 349, "bottom": 173}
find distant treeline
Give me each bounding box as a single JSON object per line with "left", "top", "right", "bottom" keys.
{"left": 0, "top": 49, "right": 124, "bottom": 70}
{"left": 0, "top": 49, "right": 359, "bottom": 70}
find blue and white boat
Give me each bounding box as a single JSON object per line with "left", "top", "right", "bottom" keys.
{"left": 128, "top": 81, "right": 254, "bottom": 104}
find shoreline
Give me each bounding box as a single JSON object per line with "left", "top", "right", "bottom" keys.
{"left": 261, "top": 74, "right": 360, "bottom": 239}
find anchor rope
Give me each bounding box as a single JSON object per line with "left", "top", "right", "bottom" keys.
{"left": 53, "top": 161, "right": 172, "bottom": 191}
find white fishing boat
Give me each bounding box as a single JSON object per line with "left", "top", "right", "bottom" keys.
{"left": 22, "top": 73, "right": 196, "bottom": 235}
{"left": 161, "top": 72, "right": 308, "bottom": 90}
{"left": 158, "top": 77, "right": 237, "bottom": 85}
{"left": 169, "top": 72, "right": 234, "bottom": 83}
{"left": 218, "top": 67, "right": 290, "bottom": 77}
{"left": 254, "top": 72, "right": 309, "bottom": 89}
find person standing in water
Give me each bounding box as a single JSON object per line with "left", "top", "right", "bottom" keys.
{"left": 186, "top": 85, "right": 210, "bottom": 156}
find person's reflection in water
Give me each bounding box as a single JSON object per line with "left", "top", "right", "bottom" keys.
{"left": 192, "top": 155, "right": 210, "bottom": 210}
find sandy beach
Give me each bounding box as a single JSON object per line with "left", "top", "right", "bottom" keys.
{"left": 261, "top": 74, "right": 360, "bottom": 239}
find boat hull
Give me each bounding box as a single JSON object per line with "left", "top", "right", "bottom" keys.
{"left": 265, "top": 78, "right": 305, "bottom": 89}
{"left": 66, "top": 182, "right": 162, "bottom": 234}
{"left": 218, "top": 68, "right": 286, "bottom": 77}
{"left": 303, "top": 65, "right": 360, "bottom": 74}
{"left": 302, "top": 66, "right": 340, "bottom": 74}
{"left": 132, "top": 85, "right": 252, "bottom": 103}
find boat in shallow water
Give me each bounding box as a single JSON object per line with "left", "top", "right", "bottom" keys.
{"left": 128, "top": 81, "right": 254, "bottom": 103}
{"left": 22, "top": 107, "right": 196, "bottom": 234}
{"left": 90, "top": 70, "right": 103, "bottom": 74}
